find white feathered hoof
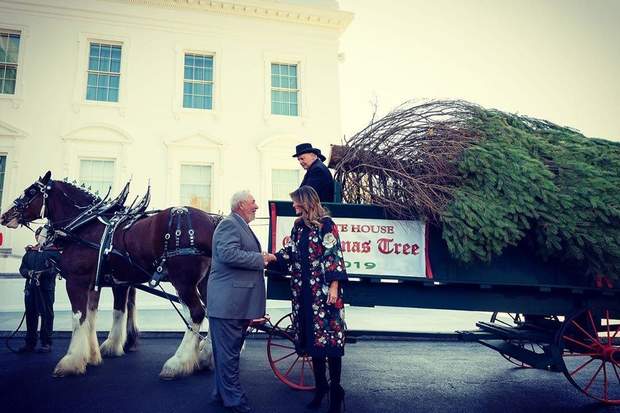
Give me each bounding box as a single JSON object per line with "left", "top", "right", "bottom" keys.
{"left": 159, "top": 355, "right": 198, "bottom": 380}
{"left": 53, "top": 355, "right": 87, "bottom": 377}
{"left": 197, "top": 338, "right": 214, "bottom": 371}
{"left": 100, "top": 338, "right": 125, "bottom": 357}
{"left": 88, "top": 348, "right": 103, "bottom": 366}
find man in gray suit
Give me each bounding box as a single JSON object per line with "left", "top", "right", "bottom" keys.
{"left": 207, "top": 190, "right": 273, "bottom": 413}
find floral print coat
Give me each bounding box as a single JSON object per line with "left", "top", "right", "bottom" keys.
{"left": 272, "top": 216, "right": 348, "bottom": 357}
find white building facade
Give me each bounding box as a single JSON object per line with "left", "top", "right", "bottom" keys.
{"left": 0, "top": 0, "right": 352, "bottom": 272}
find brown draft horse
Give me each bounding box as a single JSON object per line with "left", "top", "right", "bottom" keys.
{"left": 1, "top": 171, "right": 221, "bottom": 378}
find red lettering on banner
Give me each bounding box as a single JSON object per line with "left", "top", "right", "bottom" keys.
{"left": 362, "top": 241, "right": 371, "bottom": 253}
{"left": 378, "top": 238, "right": 394, "bottom": 254}
{"left": 341, "top": 240, "right": 372, "bottom": 254}
{"left": 337, "top": 224, "right": 348, "bottom": 232}
{"left": 377, "top": 238, "right": 420, "bottom": 256}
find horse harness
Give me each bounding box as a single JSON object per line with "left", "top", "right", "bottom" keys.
{"left": 28, "top": 179, "right": 207, "bottom": 291}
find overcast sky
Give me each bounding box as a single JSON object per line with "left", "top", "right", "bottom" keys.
{"left": 338, "top": 0, "right": 620, "bottom": 141}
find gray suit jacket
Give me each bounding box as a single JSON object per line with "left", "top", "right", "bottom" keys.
{"left": 207, "top": 213, "right": 266, "bottom": 320}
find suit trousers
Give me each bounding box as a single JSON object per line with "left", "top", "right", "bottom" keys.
{"left": 24, "top": 284, "right": 55, "bottom": 346}
{"left": 209, "top": 317, "right": 251, "bottom": 408}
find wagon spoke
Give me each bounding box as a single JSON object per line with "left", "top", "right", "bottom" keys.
{"left": 563, "top": 334, "right": 597, "bottom": 351}
{"left": 570, "top": 319, "right": 601, "bottom": 348}
{"left": 612, "top": 362, "right": 620, "bottom": 384}
{"left": 587, "top": 311, "right": 603, "bottom": 346}
{"left": 270, "top": 342, "right": 296, "bottom": 350}
{"left": 273, "top": 350, "right": 297, "bottom": 364}
{"left": 607, "top": 310, "right": 611, "bottom": 346}
{"left": 570, "top": 356, "right": 596, "bottom": 377}
{"left": 284, "top": 355, "right": 301, "bottom": 378}
{"left": 300, "top": 357, "right": 306, "bottom": 386}
{"left": 603, "top": 362, "right": 608, "bottom": 401}
{"left": 583, "top": 361, "right": 604, "bottom": 393}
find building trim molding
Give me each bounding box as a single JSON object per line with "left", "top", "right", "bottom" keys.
{"left": 109, "top": 0, "right": 353, "bottom": 30}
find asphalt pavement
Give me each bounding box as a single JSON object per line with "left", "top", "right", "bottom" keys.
{"left": 1, "top": 336, "right": 617, "bottom": 413}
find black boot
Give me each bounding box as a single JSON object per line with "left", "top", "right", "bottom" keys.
{"left": 308, "top": 357, "right": 329, "bottom": 409}
{"left": 306, "top": 385, "right": 329, "bottom": 409}
{"left": 327, "top": 384, "right": 345, "bottom": 413}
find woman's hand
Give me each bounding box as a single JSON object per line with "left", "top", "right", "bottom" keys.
{"left": 282, "top": 235, "right": 291, "bottom": 247}
{"left": 327, "top": 281, "right": 339, "bottom": 305}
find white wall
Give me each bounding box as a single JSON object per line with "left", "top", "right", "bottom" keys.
{"left": 0, "top": 0, "right": 352, "bottom": 271}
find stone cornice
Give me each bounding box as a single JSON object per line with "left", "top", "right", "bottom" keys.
{"left": 107, "top": 0, "right": 353, "bottom": 31}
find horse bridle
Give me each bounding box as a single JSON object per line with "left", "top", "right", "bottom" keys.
{"left": 12, "top": 178, "right": 53, "bottom": 230}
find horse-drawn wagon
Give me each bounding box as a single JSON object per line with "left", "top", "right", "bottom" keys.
{"left": 264, "top": 200, "right": 620, "bottom": 405}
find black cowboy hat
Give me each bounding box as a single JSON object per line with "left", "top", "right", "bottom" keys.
{"left": 292, "top": 143, "right": 326, "bottom": 162}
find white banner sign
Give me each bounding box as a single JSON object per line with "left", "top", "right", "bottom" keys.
{"left": 274, "top": 216, "right": 427, "bottom": 278}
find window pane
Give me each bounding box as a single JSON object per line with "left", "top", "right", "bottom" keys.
{"left": 272, "top": 169, "right": 299, "bottom": 200}
{"left": 180, "top": 164, "right": 212, "bottom": 211}
{"left": 108, "top": 88, "right": 118, "bottom": 102}
{"left": 79, "top": 159, "right": 115, "bottom": 195}
{"left": 110, "top": 59, "right": 120, "bottom": 73}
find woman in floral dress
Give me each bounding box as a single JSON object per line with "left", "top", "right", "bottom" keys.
{"left": 269, "top": 185, "right": 348, "bottom": 413}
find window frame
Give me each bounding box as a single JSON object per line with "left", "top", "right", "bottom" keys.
{"left": 263, "top": 52, "right": 305, "bottom": 122}
{"left": 78, "top": 157, "right": 117, "bottom": 196}
{"left": 271, "top": 168, "right": 301, "bottom": 201}
{"left": 173, "top": 44, "right": 222, "bottom": 118}
{"left": 270, "top": 63, "right": 300, "bottom": 117}
{"left": 179, "top": 162, "right": 214, "bottom": 212}
{"left": 0, "top": 24, "right": 27, "bottom": 105}
{"left": 73, "top": 32, "right": 130, "bottom": 113}
{"left": 85, "top": 42, "right": 123, "bottom": 103}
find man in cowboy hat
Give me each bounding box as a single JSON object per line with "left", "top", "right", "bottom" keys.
{"left": 293, "top": 143, "right": 335, "bottom": 202}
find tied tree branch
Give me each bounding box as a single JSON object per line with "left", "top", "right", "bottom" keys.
{"left": 330, "top": 100, "right": 482, "bottom": 221}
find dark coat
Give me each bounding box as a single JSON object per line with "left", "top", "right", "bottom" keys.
{"left": 19, "top": 248, "right": 60, "bottom": 291}
{"left": 300, "top": 159, "right": 335, "bottom": 202}
{"left": 271, "top": 217, "right": 348, "bottom": 357}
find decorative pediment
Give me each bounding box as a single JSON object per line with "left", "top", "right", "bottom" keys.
{"left": 108, "top": 0, "right": 353, "bottom": 31}
{"left": 0, "top": 120, "right": 27, "bottom": 139}
{"left": 62, "top": 124, "right": 133, "bottom": 144}
{"left": 165, "top": 132, "right": 223, "bottom": 148}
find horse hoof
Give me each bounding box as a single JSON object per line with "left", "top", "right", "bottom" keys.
{"left": 100, "top": 340, "right": 125, "bottom": 357}
{"left": 88, "top": 353, "right": 103, "bottom": 366}
{"left": 53, "top": 359, "right": 87, "bottom": 377}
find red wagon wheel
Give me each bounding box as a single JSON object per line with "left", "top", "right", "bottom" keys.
{"left": 558, "top": 308, "right": 620, "bottom": 404}
{"left": 267, "top": 312, "right": 315, "bottom": 391}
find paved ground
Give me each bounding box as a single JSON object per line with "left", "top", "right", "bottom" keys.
{"left": 1, "top": 336, "right": 617, "bottom": 413}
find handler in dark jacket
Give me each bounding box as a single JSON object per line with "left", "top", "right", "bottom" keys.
{"left": 294, "top": 143, "right": 335, "bottom": 202}
{"left": 18, "top": 227, "right": 60, "bottom": 353}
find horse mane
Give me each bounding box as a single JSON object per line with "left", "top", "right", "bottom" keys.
{"left": 55, "top": 180, "right": 102, "bottom": 206}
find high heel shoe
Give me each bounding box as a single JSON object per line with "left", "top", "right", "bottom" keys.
{"left": 306, "top": 386, "right": 329, "bottom": 409}
{"left": 327, "top": 384, "right": 345, "bottom": 413}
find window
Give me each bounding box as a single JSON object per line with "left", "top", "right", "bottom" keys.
{"left": 0, "top": 155, "right": 6, "bottom": 206}
{"left": 79, "top": 159, "right": 115, "bottom": 196}
{"left": 272, "top": 169, "right": 300, "bottom": 200}
{"left": 271, "top": 63, "right": 298, "bottom": 116}
{"left": 86, "top": 43, "right": 121, "bottom": 102}
{"left": 183, "top": 53, "right": 213, "bottom": 109}
{"left": 0, "top": 30, "right": 20, "bottom": 95}
{"left": 180, "top": 164, "right": 212, "bottom": 211}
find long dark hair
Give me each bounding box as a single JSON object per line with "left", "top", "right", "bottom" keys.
{"left": 290, "top": 186, "right": 329, "bottom": 228}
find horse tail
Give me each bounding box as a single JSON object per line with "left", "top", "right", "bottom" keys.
{"left": 124, "top": 286, "right": 140, "bottom": 352}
